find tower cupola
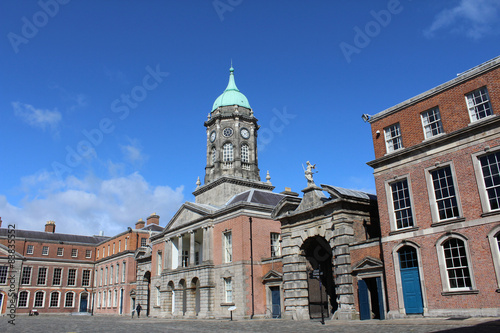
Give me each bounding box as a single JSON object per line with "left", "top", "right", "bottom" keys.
{"left": 212, "top": 67, "right": 251, "bottom": 111}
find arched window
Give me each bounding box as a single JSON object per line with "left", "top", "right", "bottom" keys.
{"left": 241, "top": 144, "right": 249, "bottom": 163}
{"left": 50, "top": 291, "right": 60, "bottom": 307}
{"left": 65, "top": 291, "right": 75, "bottom": 307}
{"left": 436, "top": 235, "right": 475, "bottom": 292}
{"left": 18, "top": 291, "right": 29, "bottom": 307}
{"left": 34, "top": 291, "right": 45, "bottom": 307}
{"left": 223, "top": 143, "right": 233, "bottom": 162}
{"left": 487, "top": 227, "right": 500, "bottom": 288}
{"left": 212, "top": 147, "right": 217, "bottom": 164}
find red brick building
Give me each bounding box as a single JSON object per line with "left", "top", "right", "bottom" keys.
{"left": 367, "top": 56, "right": 500, "bottom": 318}
{"left": 0, "top": 220, "right": 107, "bottom": 315}
{"left": 93, "top": 215, "right": 162, "bottom": 316}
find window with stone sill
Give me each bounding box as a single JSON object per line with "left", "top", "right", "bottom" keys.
{"left": 421, "top": 107, "right": 444, "bottom": 139}
{"left": 390, "top": 179, "right": 414, "bottom": 229}
{"left": 466, "top": 87, "right": 493, "bottom": 122}
{"left": 71, "top": 249, "right": 78, "bottom": 257}
{"left": 65, "top": 292, "right": 74, "bottom": 307}
{"left": 428, "top": 165, "right": 461, "bottom": 222}
{"left": 384, "top": 123, "right": 403, "bottom": 153}
{"left": 224, "top": 277, "right": 233, "bottom": 303}
{"left": 18, "top": 291, "right": 29, "bottom": 307}
{"left": 50, "top": 291, "right": 60, "bottom": 307}
{"left": 27, "top": 245, "right": 34, "bottom": 255}
{"left": 57, "top": 247, "right": 63, "bottom": 256}
{"left": 223, "top": 231, "right": 232, "bottom": 263}
{"left": 37, "top": 267, "right": 47, "bottom": 285}
{"left": 34, "top": 291, "right": 44, "bottom": 307}
{"left": 21, "top": 266, "right": 32, "bottom": 285}
{"left": 53, "top": 268, "right": 62, "bottom": 285}
{"left": 0, "top": 266, "right": 8, "bottom": 284}
{"left": 436, "top": 235, "right": 476, "bottom": 292}
{"left": 42, "top": 246, "right": 49, "bottom": 255}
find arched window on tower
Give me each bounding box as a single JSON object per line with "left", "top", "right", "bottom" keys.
{"left": 241, "top": 144, "right": 250, "bottom": 170}
{"left": 212, "top": 147, "right": 217, "bottom": 165}
{"left": 223, "top": 143, "right": 233, "bottom": 169}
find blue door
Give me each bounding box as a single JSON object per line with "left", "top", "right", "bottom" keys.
{"left": 270, "top": 287, "right": 281, "bottom": 318}
{"left": 399, "top": 247, "right": 423, "bottom": 314}
{"left": 79, "top": 294, "right": 88, "bottom": 312}
{"left": 358, "top": 279, "right": 371, "bottom": 320}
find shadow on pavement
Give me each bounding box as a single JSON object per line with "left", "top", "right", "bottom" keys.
{"left": 435, "top": 318, "right": 500, "bottom": 333}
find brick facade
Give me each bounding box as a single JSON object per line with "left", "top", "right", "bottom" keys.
{"left": 368, "top": 56, "right": 500, "bottom": 318}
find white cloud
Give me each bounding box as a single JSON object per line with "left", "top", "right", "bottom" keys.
{"left": 424, "top": 0, "right": 500, "bottom": 39}
{"left": 12, "top": 102, "right": 62, "bottom": 132}
{"left": 1, "top": 171, "right": 184, "bottom": 236}
{"left": 121, "top": 138, "right": 148, "bottom": 165}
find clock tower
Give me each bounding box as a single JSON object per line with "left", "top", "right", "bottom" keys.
{"left": 193, "top": 66, "right": 274, "bottom": 205}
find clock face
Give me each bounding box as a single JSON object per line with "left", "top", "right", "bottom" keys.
{"left": 210, "top": 131, "right": 216, "bottom": 142}
{"left": 223, "top": 127, "right": 233, "bottom": 137}
{"left": 240, "top": 128, "right": 250, "bottom": 139}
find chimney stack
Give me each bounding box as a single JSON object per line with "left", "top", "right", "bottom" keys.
{"left": 135, "top": 218, "right": 145, "bottom": 229}
{"left": 147, "top": 213, "right": 160, "bottom": 225}
{"left": 45, "top": 221, "right": 56, "bottom": 233}
{"left": 0, "top": 217, "right": 2, "bottom": 228}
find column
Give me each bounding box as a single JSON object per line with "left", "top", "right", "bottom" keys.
{"left": 165, "top": 239, "right": 171, "bottom": 271}
{"left": 189, "top": 230, "right": 195, "bottom": 266}
{"left": 178, "top": 234, "right": 183, "bottom": 268}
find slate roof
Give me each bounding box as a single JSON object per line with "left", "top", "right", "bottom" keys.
{"left": 141, "top": 224, "right": 164, "bottom": 232}
{"left": 226, "top": 189, "right": 286, "bottom": 207}
{"left": 321, "top": 184, "right": 377, "bottom": 201}
{"left": 0, "top": 228, "right": 109, "bottom": 244}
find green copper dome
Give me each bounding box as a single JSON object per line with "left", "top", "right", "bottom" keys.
{"left": 212, "top": 67, "right": 251, "bottom": 112}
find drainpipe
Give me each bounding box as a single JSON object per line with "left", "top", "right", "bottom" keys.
{"left": 249, "top": 217, "right": 254, "bottom": 319}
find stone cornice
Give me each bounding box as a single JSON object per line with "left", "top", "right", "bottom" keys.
{"left": 369, "top": 56, "right": 500, "bottom": 123}
{"left": 192, "top": 176, "right": 274, "bottom": 196}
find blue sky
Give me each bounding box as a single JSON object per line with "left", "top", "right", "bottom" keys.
{"left": 1, "top": 0, "right": 499, "bottom": 236}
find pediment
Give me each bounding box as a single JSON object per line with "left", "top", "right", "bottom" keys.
{"left": 0, "top": 243, "right": 23, "bottom": 259}
{"left": 352, "top": 256, "right": 384, "bottom": 273}
{"left": 165, "top": 203, "right": 212, "bottom": 231}
{"left": 262, "top": 269, "right": 282, "bottom": 282}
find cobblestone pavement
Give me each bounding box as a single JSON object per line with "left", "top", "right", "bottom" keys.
{"left": 1, "top": 315, "right": 500, "bottom": 333}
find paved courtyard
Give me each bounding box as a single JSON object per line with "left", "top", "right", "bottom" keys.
{"left": 1, "top": 315, "right": 500, "bottom": 333}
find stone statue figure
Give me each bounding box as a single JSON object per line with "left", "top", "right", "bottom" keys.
{"left": 304, "top": 161, "right": 316, "bottom": 186}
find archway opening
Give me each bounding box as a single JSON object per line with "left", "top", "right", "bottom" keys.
{"left": 143, "top": 271, "right": 151, "bottom": 317}
{"left": 301, "top": 235, "right": 337, "bottom": 319}
{"left": 191, "top": 277, "right": 201, "bottom": 316}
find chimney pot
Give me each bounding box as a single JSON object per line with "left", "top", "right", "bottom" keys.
{"left": 147, "top": 213, "right": 160, "bottom": 226}
{"left": 45, "top": 221, "right": 56, "bottom": 233}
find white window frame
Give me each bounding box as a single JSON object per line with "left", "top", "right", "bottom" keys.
{"left": 65, "top": 291, "right": 75, "bottom": 308}
{"left": 52, "top": 268, "right": 62, "bottom": 286}
{"left": 385, "top": 176, "right": 416, "bottom": 231}
{"left": 110, "top": 265, "right": 114, "bottom": 285}
{"left": 241, "top": 143, "right": 249, "bottom": 163}
{"left": 105, "top": 267, "right": 108, "bottom": 286}
{"left": 271, "top": 233, "right": 281, "bottom": 257}
{"left": 49, "top": 291, "right": 60, "bottom": 308}
{"left": 156, "top": 286, "right": 161, "bottom": 306}
{"left": 224, "top": 277, "right": 233, "bottom": 303}
{"left": 67, "top": 268, "right": 77, "bottom": 286}
{"left": 466, "top": 86, "right": 493, "bottom": 122}
{"left": 17, "top": 290, "right": 29, "bottom": 307}
{"left": 116, "top": 263, "right": 120, "bottom": 283}
{"left": 57, "top": 247, "right": 63, "bottom": 256}
{"left": 21, "top": 266, "right": 32, "bottom": 285}
{"left": 0, "top": 266, "right": 8, "bottom": 284}
{"left": 157, "top": 251, "right": 162, "bottom": 275}
{"left": 71, "top": 249, "right": 78, "bottom": 257}
{"left": 82, "top": 269, "right": 91, "bottom": 287}
{"left": 436, "top": 234, "right": 476, "bottom": 292}
{"left": 223, "top": 231, "right": 232, "bottom": 263}
{"left": 114, "top": 289, "right": 117, "bottom": 307}
{"left": 86, "top": 249, "right": 92, "bottom": 258}
{"left": 33, "top": 290, "right": 45, "bottom": 308}
{"left": 37, "top": 267, "right": 47, "bottom": 285}
{"left": 421, "top": 106, "right": 444, "bottom": 139}
{"left": 122, "top": 262, "right": 126, "bottom": 283}
{"left": 103, "top": 291, "right": 106, "bottom": 307}
{"left": 425, "top": 163, "right": 462, "bottom": 223}
{"left": 26, "top": 245, "right": 34, "bottom": 255}
{"left": 98, "top": 292, "right": 101, "bottom": 308}
{"left": 472, "top": 147, "right": 500, "bottom": 214}
{"left": 384, "top": 123, "right": 403, "bottom": 153}
{"left": 42, "top": 246, "right": 49, "bottom": 256}
{"left": 488, "top": 225, "right": 500, "bottom": 289}
{"left": 223, "top": 142, "right": 234, "bottom": 169}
